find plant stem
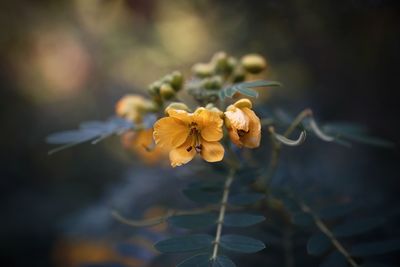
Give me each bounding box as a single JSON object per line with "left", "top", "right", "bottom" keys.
{"left": 261, "top": 108, "right": 312, "bottom": 186}
{"left": 211, "top": 168, "right": 236, "bottom": 260}
{"left": 299, "top": 202, "right": 359, "bottom": 267}
{"left": 111, "top": 206, "right": 215, "bottom": 227}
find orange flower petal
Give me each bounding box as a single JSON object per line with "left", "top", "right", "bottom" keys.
{"left": 200, "top": 139, "right": 225, "bottom": 162}
{"left": 166, "top": 108, "right": 192, "bottom": 124}
{"left": 241, "top": 107, "right": 261, "bottom": 148}
{"left": 194, "top": 108, "right": 223, "bottom": 142}
{"left": 153, "top": 117, "right": 189, "bottom": 150}
{"left": 224, "top": 106, "right": 249, "bottom": 132}
{"left": 169, "top": 137, "right": 196, "bottom": 167}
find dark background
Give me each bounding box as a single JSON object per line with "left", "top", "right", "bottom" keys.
{"left": 1, "top": 0, "right": 399, "bottom": 266}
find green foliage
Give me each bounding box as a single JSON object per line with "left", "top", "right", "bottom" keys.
{"left": 168, "top": 214, "right": 217, "bottom": 229}
{"left": 351, "top": 240, "right": 400, "bottom": 257}
{"left": 307, "top": 232, "right": 331, "bottom": 256}
{"left": 218, "top": 80, "right": 282, "bottom": 99}
{"left": 223, "top": 213, "right": 265, "bottom": 227}
{"left": 332, "top": 218, "right": 385, "bottom": 237}
{"left": 154, "top": 234, "right": 213, "bottom": 253}
{"left": 219, "top": 234, "right": 265, "bottom": 253}
{"left": 229, "top": 193, "right": 265, "bottom": 205}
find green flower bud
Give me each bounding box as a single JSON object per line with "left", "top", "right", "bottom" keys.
{"left": 160, "top": 83, "right": 175, "bottom": 100}
{"left": 165, "top": 102, "right": 190, "bottom": 113}
{"left": 232, "top": 66, "right": 246, "bottom": 83}
{"left": 148, "top": 81, "right": 162, "bottom": 95}
{"left": 241, "top": 54, "right": 267, "bottom": 74}
{"left": 170, "top": 71, "right": 183, "bottom": 91}
{"left": 192, "top": 63, "right": 214, "bottom": 77}
{"left": 202, "top": 76, "right": 223, "bottom": 90}
{"left": 212, "top": 51, "right": 229, "bottom": 73}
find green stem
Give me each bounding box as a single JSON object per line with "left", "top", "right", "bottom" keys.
{"left": 299, "top": 201, "right": 359, "bottom": 267}
{"left": 260, "top": 108, "right": 312, "bottom": 186}
{"left": 211, "top": 168, "right": 236, "bottom": 260}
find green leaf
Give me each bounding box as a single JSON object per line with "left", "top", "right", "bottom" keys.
{"left": 318, "top": 203, "right": 358, "bottom": 220}
{"left": 224, "top": 213, "right": 265, "bottom": 227}
{"left": 307, "top": 233, "right": 331, "bottom": 256}
{"left": 291, "top": 212, "right": 313, "bottom": 226}
{"left": 320, "top": 251, "right": 347, "bottom": 267}
{"left": 219, "top": 80, "right": 281, "bottom": 100}
{"left": 212, "top": 255, "right": 236, "bottom": 267}
{"left": 333, "top": 218, "right": 385, "bottom": 237}
{"left": 351, "top": 240, "right": 400, "bottom": 256}
{"left": 183, "top": 188, "right": 222, "bottom": 204}
{"left": 168, "top": 213, "right": 217, "bottom": 229}
{"left": 220, "top": 234, "right": 265, "bottom": 253}
{"left": 342, "top": 133, "right": 395, "bottom": 149}
{"left": 154, "top": 234, "right": 213, "bottom": 253}
{"left": 360, "top": 263, "right": 398, "bottom": 267}
{"left": 177, "top": 254, "right": 211, "bottom": 267}
{"left": 177, "top": 254, "right": 210, "bottom": 266}
{"left": 229, "top": 193, "right": 264, "bottom": 205}
{"left": 236, "top": 86, "right": 259, "bottom": 98}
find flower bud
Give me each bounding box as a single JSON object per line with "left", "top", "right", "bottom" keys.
{"left": 212, "top": 51, "right": 229, "bottom": 73}
{"left": 148, "top": 81, "right": 162, "bottom": 95}
{"left": 202, "top": 75, "right": 223, "bottom": 90}
{"left": 232, "top": 66, "right": 246, "bottom": 83}
{"left": 160, "top": 83, "right": 175, "bottom": 100}
{"left": 192, "top": 63, "right": 214, "bottom": 77}
{"left": 165, "top": 102, "right": 190, "bottom": 113}
{"left": 241, "top": 54, "right": 267, "bottom": 74}
{"left": 170, "top": 71, "right": 183, "bottom": 91}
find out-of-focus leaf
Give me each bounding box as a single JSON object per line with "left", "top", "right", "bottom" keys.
{"left": 291, "top": 212, "right": 313, "bottom": 226}
{"left": 340, "top": 133, "right": 395, "bottom": 149}
{"left": 351, "top": 240, "right": 400, "bottom": 257}
{"left": 229, "top": 193, "right": 264, "bottom": 205}
{"left": 168, "top": 213, "right": 217, "bottom": 229}
{"left": 218, "top": 80, "right": 281, "bottom": 100}
{"left": 177, "top": 254, "right": 211, "bottom": 267}
{"left": 360, "top": 263, "right": 398, "bottom": 267}
{"left": 220, "top": 234, "right": 265, "bottom": 253}
{"left": 224, "top": 213, "right": 265, "bottom": 227}
{"left": 318, "top": 203, "right": 359, "bottom": 220}
{"left": 46, "top": 117, "right": 135, "bottom": 154}
{"left": 333, "top": 218, "right": 385, "bottom": 237}
{"left": 213, "top": 255, "right": 236, "bottom": 267}
{"left": 182, "top": 188, "right": 222, "bottom": 204}
{"left": 320, "top": 251, "right": 348, "bottom": 267}
{"left": 307, "top": 233, "right": 331, "bottom": 256}
{"left": 322, "top": 122, "right": 368, "bottom": 135}
{"left": 154, "top": 234, "right": 213, "bottom": 253}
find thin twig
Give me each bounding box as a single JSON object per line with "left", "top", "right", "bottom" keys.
{"left": 111, "top": 207, "right": 214, "bottom": 227}
{"left": 261, "top": 108, "right": 313, "bottom": 186}
{"left": 299, "top": 202, "right": 359, "bottom": 267}
{"left": 283, "top": 224, "right": 294, "bottom": 267}
{"left": 211, "top": 168, "right": 236, "bottom": 260}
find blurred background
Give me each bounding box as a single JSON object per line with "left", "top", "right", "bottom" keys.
{"left": 1, "top": 0, "right": 399, "bottom": 266}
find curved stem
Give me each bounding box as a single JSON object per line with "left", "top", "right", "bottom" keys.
{"left": 299, "top": 202, "right": 359, "bottom": 267}
{"left": 211, "top": 168, "right": 236, "bottom": 260}
{"left": 261, "top": 108, "right": 312, "bottom": 186}
{"left": 111, "top": 207, "right": 214, "bottom": 227}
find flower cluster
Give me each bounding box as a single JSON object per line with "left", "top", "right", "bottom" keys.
{"left": 115, "top": 52, "right": 267, "bottom": 167}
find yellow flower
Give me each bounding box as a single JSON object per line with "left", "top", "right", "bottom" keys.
{"left": 122, "top": 129, "right": 167, "bottom": 164}
{"left": 115, "top": 95, "right": 154, "bottom": 123}
{"left": 153, "top": 107, "right": 225, "bottom": 167}
{"left": 224, "top": 98, "right": 261, "bottom": 148}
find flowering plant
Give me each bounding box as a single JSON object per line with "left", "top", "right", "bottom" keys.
{"left": 47, "top": 52, "right": 397, "bottom": 267}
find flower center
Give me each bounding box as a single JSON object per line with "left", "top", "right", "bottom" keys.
{"left": 186, "top": 122, "right": 202, "bottom": 153}
{"left": 237, "top": 129, "right": 248, "bottom": 137}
